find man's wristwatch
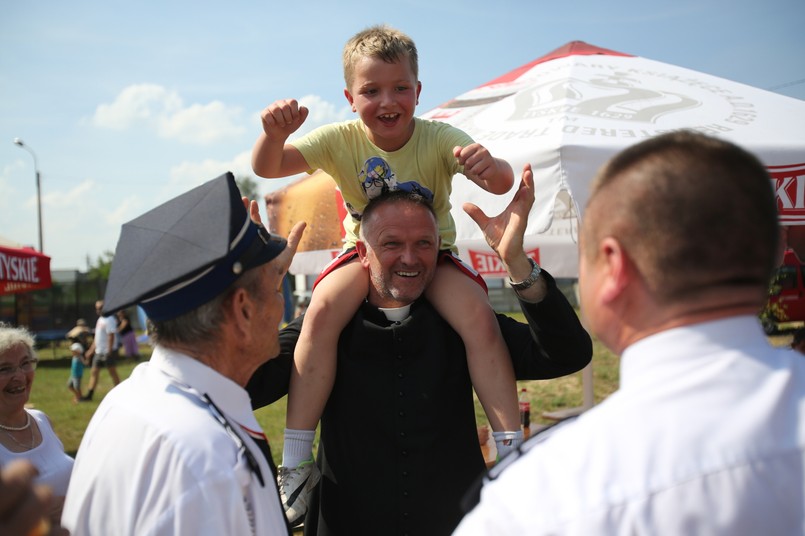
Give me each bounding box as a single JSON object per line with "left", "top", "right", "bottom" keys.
{"left": 508, "top": 257, "right": 542, "bottom": 291}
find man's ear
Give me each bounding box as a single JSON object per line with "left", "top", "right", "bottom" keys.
{"left": 227, "top": 287, "right": 253, "bottom": 339}
{"left": 415, "top": 81, "right": 422, "bottom": 105}
{"left": 355, "top": 240, "right": 370, "bottom": 268}
{"left": 344, "top": 88, "right": 356, "bottom": 112}
{"left": 598, "top": 237, "right": 631, "bottom": 304}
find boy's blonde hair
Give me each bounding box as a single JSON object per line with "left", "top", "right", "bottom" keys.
{"left": 342, "top": 24, "right": 418, "bottom": 88}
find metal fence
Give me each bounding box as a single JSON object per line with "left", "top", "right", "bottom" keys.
{"left": 0, "top": 270, "right": 107, "bottom": 339}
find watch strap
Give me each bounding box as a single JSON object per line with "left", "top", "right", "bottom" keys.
{"left": 508, "top": 257, "right": 541, "bottom": 291}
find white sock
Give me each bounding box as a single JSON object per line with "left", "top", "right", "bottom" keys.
{"left": 492, "top": 430, "right": 524, "bottom": 460}
{"left": 282, "top": 428, "right": 315, "bottom": 468}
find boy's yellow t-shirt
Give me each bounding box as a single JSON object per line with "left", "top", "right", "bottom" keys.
{"left": 291, "top": 117, "right": 473, "bottom": 251}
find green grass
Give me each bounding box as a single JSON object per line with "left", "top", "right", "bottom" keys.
{"left": 27, "top": 347, "right": 144, "bottom": 457}
{"left": 28, "top": 315, "right": 625, "bottom": 467}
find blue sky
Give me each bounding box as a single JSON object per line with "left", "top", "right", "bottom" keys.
{"left": 2, "top": 0, "right": 804, "bottom": 270}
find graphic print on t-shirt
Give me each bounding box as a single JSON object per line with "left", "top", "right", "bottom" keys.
{"left": 346, "top": 156, "right": 434, "bottom": 221}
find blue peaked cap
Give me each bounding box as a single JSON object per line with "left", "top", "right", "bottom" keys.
{"left": 102, "top": 172, "right": 286, "bottom": 321}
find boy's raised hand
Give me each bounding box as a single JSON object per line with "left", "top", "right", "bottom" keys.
{"left": 453, "top": 143, "right": 514, "bottom": 195}
{"left": 261, "top": 99, "right": 309, "bottom": 141}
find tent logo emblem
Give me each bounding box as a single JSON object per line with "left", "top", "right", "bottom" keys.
{"left": 510, "top": 71, "right": 701, "bottom": 124}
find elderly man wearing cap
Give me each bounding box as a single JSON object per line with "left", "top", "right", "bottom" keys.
{"left": 62, "top": 173, "right": 304, "bottom": 536}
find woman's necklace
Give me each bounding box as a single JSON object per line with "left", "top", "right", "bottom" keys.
{"left": 2, "top": 424, "right": 35, "bottom": 450}
{"left": 0, "top": 412, "right": 31, "bottom": 431}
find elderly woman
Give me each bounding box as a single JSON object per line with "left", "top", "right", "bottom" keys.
{"left": 0, "top": 322, "right": 73, "bottom": 523}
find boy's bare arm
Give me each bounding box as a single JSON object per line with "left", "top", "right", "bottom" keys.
{"left": 453, "top": 143, "right": 515, "bottom": 195}
{"left": 252, "top": 99, "right": 312, "bottom": 178}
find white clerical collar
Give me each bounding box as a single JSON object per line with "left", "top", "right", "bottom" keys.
{"left": 379, "top": 304, "right": 412, "bottom": 322}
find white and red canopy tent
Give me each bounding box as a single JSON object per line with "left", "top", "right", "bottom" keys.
{"left": 266, "top": 41, "right": 805, "bottom": 279}
{"left": 265, "top": 42, "right": 805, "bottom": 415}
{"left": 0, "top": 236, "right": 52, "bottom": 295}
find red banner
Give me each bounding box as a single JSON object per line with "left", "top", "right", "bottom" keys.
{"left": 467, "top": 248, "right": 541, "bottom": 277}
{"left": 771, "top": 163, "right": 805, "bottom": 225}
{"left": 0, "top": 245, "right": 52, "bottom": 295}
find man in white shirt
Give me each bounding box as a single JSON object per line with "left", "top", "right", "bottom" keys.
{"left": 62, "top": 172, "right": 304, "bottom": 536}
{"left": 81, "top": 300, "right": 120, "bottom": 400}
{"left": 455, "top": 131, "right": 805, "bottom": 535}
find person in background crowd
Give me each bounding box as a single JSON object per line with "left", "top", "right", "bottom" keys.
{"left": 454, "top": 131, "right": 805, "bottom": 535}
{"left": 82, "top": 300, "right": 121, "bottom": 401}
{"left": 66, "top": 341, "right": 86, "bottom": 403}
{"left": 0, "top": 323, "right": 74, "bottom": 525}
{"left": 115, "top": 309, "right": 141, "bottom": 361}
{"left": 65, "top": 318, "right": 91, "bottom": 352}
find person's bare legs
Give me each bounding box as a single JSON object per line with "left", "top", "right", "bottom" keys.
{"left": 68, "top": 383, "right": 82, "bottom": 404}
{"left": 108, "top": 366, "right": 120, "bottom": 386}
{"left": 83, "top": 357, "right": 119, "bottom": 400}
{"left": 84, "top": 367, "right": 100, "bottom": 400}
{"left": 286, "top": 260, "right": 368, "bottom": 434}
{"left": 426, "top": 262, "right": 521, "bottom": 456}
{"left": 279, "top": 259, "right": 368, "bottom": 524}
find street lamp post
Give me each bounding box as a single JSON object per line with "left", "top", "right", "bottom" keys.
{"left": 12, "top": 138, "right": 43, "bottom": 253}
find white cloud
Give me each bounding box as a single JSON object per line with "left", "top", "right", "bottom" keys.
{"left": 157, "top": 100, "right": 245, "bottom": 144}
{"left": 166, "top": 157, "right": 240, "bottom": 196}
{"left": 297, "top": 94, "right": 352, "bottom": 126}
{"left": 18, "top": 178, "right": 121, "bottom": 267}
{"left": 105, "top": 195, "right": 142, "bottom": 227}
{"left": 92, "top": 84, "right": 245, "bottom": 145}
{"left": 44, "top": 179, "right": 94, "bottom": 208}
{"left": 92, "top": 84, "right": 181, "bottom": 129}
{"left": 251, "top": 94, "right": 353, "bottom": 140}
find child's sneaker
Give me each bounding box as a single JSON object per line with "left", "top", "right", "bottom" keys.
{"left": 277, "top": 458, "right": 321, "bottom": 526}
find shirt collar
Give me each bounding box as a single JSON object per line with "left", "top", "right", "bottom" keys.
{"left": 620, "top": 315, "right": 767, "bottom": 389}
{"left": 149, "top": 345, "right": 261, "bottom": 430}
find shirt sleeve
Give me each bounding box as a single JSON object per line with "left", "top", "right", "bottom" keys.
{"left": 497, "top": 270, "right": 593, "bottom": 380}
{"left": 246, "top": 316, "right": 299, "bottom": 409}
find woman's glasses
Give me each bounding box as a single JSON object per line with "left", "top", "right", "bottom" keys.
{"left": 0, "top": 358, "right": 39, "bottom": 377}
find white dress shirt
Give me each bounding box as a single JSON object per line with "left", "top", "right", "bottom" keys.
{"left": 455, "top": 316, "right": 805, "bottom": 535}
{"left": 62, "top": 346, "right": 286, "bottom": 535}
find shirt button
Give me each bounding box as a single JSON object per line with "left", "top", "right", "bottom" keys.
{"left": 401, "top": 449, "right": 408, "bottom": 456}
{"left": 399, "top": 391, "right": 404, "bottom": 397}
{"left": 400, "top": 431, "right": 406, "bottom": 438}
